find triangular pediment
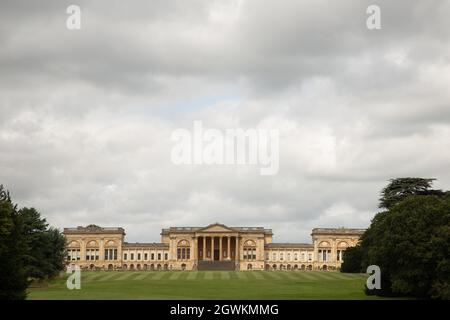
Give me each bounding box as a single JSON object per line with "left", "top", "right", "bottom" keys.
{"left": 198, "top": 223, "right": 235, "bottom": 233}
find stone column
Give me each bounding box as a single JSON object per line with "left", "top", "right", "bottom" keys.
{"left": 80, "top": 239, "right": 86, "bottom": 262}
{"left": 227, "top": 236, "right": 231, "bottom": 259}
{"left": 235, "top": 236, "right": 239, "bottom": 261}
{"left": 212, "top": 236, "right": 215, "bottom": 261}
{"left": 219, "top": 236, "right": 223, "bottom": 261}
{"left": 202, "top": 236, "right": 206, "bottom": 260}
{"left": 332, "top": 239, "right": 337, "bottom": 263}
{"left": 99, "top": 238, "right": 105, "bottom": 262}
{"left": 193, "top": 236, "right": 198, "bottom": 260}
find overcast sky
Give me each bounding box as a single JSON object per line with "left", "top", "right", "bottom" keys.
{"left": 1, "top": 0, "right": 450, "bottom": 243}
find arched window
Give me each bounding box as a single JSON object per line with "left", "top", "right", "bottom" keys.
{"left": 67, "top": 241, "right": 81, "bottom": 261}
{"left": 337, "top": 241, "right": 348, "bottom": 262}
{"left": 103, "top": 240, "right": 117, "bottom": 261}
{"left": 243, "top": 240, "right": 256, "bottom": 261}
{"left": 86, "top": 240, "right": 99, "bottom": 261}
{"left": 318, "top": 241, "right": 331, "bottom": 262}
{"left": 177, "top": 240, "right": 191, "bottom": 261}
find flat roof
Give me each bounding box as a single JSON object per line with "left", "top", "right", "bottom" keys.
{"left": 64, "top": 225, "right": 125, "bottom": 235}
{"left": 265, "top": 243, "right": 314, "bottom": 249}
{"left": 311, "top": 228, "right": 366, "bottom": 235}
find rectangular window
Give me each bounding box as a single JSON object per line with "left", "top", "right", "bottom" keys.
{"left": 186, "top": 249, "right": 190, "bottom": 260}
{"left": 151, "top": 253, "right": 155, "bottom": 260}
{"left": 165, "top": 253, "right": 168, "bottom": 260}
{"left": 131, "top": 253, "right": 134, "bottom": 260}
{"left": 114, "top": 249, "right": 117, "bottom": 260}
{"left": 138, "top": 253, "right": 141, "bottom": 260}
{"left": 144, "top": 253, "right": 148, "bottom": 260}
{"left": 177, "top": 248, "right": 181, "bottom": 260}
{"left": 158, "top": 253, "right": 161, "bottom": 260}
{"left": 124, "top": 253, "right": 127, "bottom": 260}
{"left": 181, "top": 249, "right": 185, "bottom": 260}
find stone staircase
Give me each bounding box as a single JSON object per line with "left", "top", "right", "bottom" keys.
{"left": 197, "top": 260, "right": 236, "bottom": 271}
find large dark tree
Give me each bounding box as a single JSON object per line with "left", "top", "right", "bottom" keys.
{"left": 340, "top": 245, "right": 364, "bottom": 273}
{"left": 0, "top": 186, "right": 28, "bottom": 300}
{"left": 342, "top": 178, "right": 450, "bottom": 299}
{"left": 0, "top": 186, "right": 66, "bottom": 300}
{"left": 20, "top": 208, "right": 66, "bottom": 280}
{"left": 379, "top": 177, "right": 443, "bottom": 209}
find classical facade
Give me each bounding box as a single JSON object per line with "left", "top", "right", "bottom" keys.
{"left": 64, "top": 223, "right": 364, "bottom": 271}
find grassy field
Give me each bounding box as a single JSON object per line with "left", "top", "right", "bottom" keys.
{"left": 27, "top": 270, "right": 386, "bottom": 300}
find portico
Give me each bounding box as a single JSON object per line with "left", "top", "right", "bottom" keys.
{"left": 196, "top": 235, "right": 239, "bottom": 261}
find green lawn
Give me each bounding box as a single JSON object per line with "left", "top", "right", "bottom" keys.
{"left": 27, "top": 271, "right": 388, "bottom": 300}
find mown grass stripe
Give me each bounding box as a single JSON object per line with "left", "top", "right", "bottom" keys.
{"left": 81, "top": 272, "right": 100, "bottom": 280}
{"left": 134, "top": 272, "right": 151, "bottom": 281}
{"left": 252, "top": 271, "right": 265, "bottom": 280}
{"left": 229, "top": 272, "right": 239, "bottom": 280}
{"left": 169, "top": 272, "right": 182, "bottom": 280}
{"left": 177, "top": 272, "right": 189, "bottom": 280}
{"left": 220, "top": 272, "right": 231, "bottom": 280}
{"left": 278, "top": 272, "right": 300, "bottom": 280}
{"left": 151, "top": 272, "right": 165, "bottom": 280}
{"left": 236, "top": 272, "right": 247, "bottom": 280}
{"left": 90, "top": 272, "right": 118, "bottom": 281}
{"left": 291, "top": 272, "right": 318, "bottom": 281}
{"left": 264, "top": 272, "right": 282, "bottom": 280}
{"left": 187, "top": 272, "right": 198, "bottom": 280}
{"left": 313, "top": 272, "right": 339, "bottom": 280}
{"left": 204, "top": 271, "right": 213, "bottom": 280}
{"left": 330, "top": 273, "right": 357, "bottom": 280}
{"left": 96, "top": 272, "right": 120, "bottom": 281}
{"left": 114, "top": 272, "right": 138, "bottom": 281}
{"left": 244, "top": 272, "right": 257, "bottom": 280}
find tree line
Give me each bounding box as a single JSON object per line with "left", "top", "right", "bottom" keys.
{"left": 0, "top": 185, "right": 66, "bottom": 300}
{"left": 341, "top": 178, "right": 450, "bottom": 300}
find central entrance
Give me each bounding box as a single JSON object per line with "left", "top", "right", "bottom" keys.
{"left": 197, "top": 234, "right": 238, "bottom": 270}
{"left": 214, "top": 249, "right": 220, "bottom": 261}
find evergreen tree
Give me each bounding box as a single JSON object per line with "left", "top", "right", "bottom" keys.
{"left": 0, "top": 185, "right": 28, "bottom": 300}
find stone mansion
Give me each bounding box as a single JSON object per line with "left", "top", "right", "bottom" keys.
{"left": 64, "top": 223, "right": 364, "bottom": 271}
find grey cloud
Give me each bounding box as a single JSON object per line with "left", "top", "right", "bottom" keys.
{"left": 1, "top": 0, "right": 450, "bottom": 242}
